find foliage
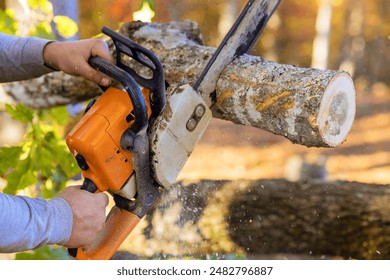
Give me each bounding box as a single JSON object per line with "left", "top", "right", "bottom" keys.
{"left": 0, "top": 1, "right": 80, "bottom": 196}
{"left": 0, "top": 104, "right": 79, "bottom": 198}
{"left": 0, "top": 9, "right": 18, "bottom": 34}
{"left": 1, "top": 0, "right": 78, "bottom": 38}
{"left": 15, "top": 245, "right": 71, "bottom": 260}
{"left": 139, "top": 0, "right": 156, "bottom": 11}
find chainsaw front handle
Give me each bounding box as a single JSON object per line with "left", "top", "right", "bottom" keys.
{"left": 102, "top": 26, "right": 166, "bottom": 119}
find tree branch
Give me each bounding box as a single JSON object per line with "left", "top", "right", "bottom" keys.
{"left": 2, "top": 21, "right": 356, "bottom": 147}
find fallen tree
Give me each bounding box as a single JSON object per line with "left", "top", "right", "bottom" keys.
{"left": 2, "top": 21, "right": 356, "bottom": 148}
{"left": 120, "top": 179, "right": 390, "bottom": 260}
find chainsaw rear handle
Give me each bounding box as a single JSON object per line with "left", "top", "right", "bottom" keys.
{"left": 101, "top": 26, "right": 166, "bottom": 119}
{"left": 88, "top": 56, "right": 148, "bottom": 135}
{"left": 69, "top": 206, "right": 141, "bottom": 260}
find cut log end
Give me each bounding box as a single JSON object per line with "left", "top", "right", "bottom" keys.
{"left": 318, "top": 72, "right": 356, "bottom": 147}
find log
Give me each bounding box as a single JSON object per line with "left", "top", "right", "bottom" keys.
{"left": 1, "top": 21, "right": 356, "bottom": 147}
{"left": 120, "top": 179, "right": 390, "bottom": 260}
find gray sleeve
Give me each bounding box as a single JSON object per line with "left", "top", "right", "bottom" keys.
{"left": 0, "top": 33, "right": 57, "bottom": 83}
{"left": 0, "top": 192, "right": 73, "bottom": 253}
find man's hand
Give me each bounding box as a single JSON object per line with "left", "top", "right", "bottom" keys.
{"left": 43, "top": 38, "right": 114, "bottom": 86}
{"left": 58, "top": 185, "right": 109, "bottom": 248}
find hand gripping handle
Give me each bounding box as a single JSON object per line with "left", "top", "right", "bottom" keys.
{"left": 69, "top": 206, "right": 141, "bottom": 260}
{"left": 68, "top": 131, "right": 160, "bottom": 260}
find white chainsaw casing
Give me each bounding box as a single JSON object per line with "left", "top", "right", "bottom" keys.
{"left": 150, "top": 84, "right": 212, "bottom": 188}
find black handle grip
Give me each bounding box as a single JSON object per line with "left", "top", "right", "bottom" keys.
{"left": 88, "top": 56, "right": 148, "bottom": 135}
{"left": 101, "top": 26, "right": 166, "bottom": 118}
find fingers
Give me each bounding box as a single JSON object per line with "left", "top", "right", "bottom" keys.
{"left": 73, "top": 39, "right": 113, "bottom": 86}
{"left": 58, "top": 185, "right": 109, "bottom": 248}
{"left": 82, "top": 39, "right": 114, "bottom": 86}
{"left": 43, "top": 38, "right": 114, "bottom": 86}
{"left": 90, "top": 39, "right": 114, "bottom": 64}
{"left": 79, "top": 63, "right": 112, "bottom": 87}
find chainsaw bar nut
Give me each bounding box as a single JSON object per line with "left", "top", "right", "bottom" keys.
{"left": 194, "top": 104, "right": 206, "bottom": 118}
{"left": 186, "top": 104, "right": 206, "bottom": 131}
{"left": 186, "top": 118, "right": 197, "bottom": 131}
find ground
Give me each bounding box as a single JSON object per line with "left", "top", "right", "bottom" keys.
{"left": 179, "top": 81, "right": 390, "bottom": 185}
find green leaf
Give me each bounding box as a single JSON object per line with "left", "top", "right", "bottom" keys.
{"left": 31, "top": 21, "right": 55, "bottom": 39}
{"left": 41, "top": 106, "right": 69, "bottom": 125}
{"left": 0, "top": 9, "right": 18, "bottom": 34}
{"left": 3, "top": 157, "right": 36, "bottom": 195}
{"left": 27, "top": 0, "right": 53, "bottom": 14}
{"left": 15, "top": 245, "right": 70, "bottom": 260}
{"left": 56, "top": 149, "right": 79, "bottom": 178}
{"left": 53, "top": 15, "right": 78, "bottom": 38}
{"left": 34, "top": 145, "right": 53, "bottom": 177}
{"left": 140, "top": 0, "right": 156, "bottom": 11}
{"left": 0, "top": 146, "right": 22, "bottom": 175}
{"left": 5, "top": 103, "right": 33, "bottom": 123}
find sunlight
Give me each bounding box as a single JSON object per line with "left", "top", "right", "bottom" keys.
{"left": 133, "top": 2, "right": 155, "bottom": 23}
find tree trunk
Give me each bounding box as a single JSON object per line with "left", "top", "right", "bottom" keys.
{"left": 1, "top": 21, "right": 356, "bottom": 147}
{"left": 218, "top": 0, "right": 238, "bottom": 42}
{"left": 121, "top": 179, "right": 390, "bottom": 260}
{"left": 311, "top": 0, "right": 333, "bottom": 69}
{"left": 337, "top": 0, "right": 365, "bottom": 77}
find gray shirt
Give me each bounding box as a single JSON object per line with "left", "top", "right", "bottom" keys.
{"left": 0, "top": 193, "right": 72, "bottom": 252}
{"left": 0, "top": 33, "right": 73, "bottom": 252}
{"left": 0, "top": 33, "right": 54, "bottom": 82}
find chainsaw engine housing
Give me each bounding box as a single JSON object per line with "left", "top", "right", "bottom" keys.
{"left": 66, "top": 87, "right": 151, "bottom": 199}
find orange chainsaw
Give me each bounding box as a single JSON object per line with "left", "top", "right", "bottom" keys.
{"left": 66, "top": 0, "right": 281, "bottom": 260}
{"left": 66, "top": 26, "right": 166, "bottom": 259}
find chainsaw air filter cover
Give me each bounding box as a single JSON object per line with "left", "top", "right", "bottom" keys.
{"left": 66, "top": 87, "right": 151, "bottom": 197}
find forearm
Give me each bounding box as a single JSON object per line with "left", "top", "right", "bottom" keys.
{"left": 0, "top": 193, "right": 72, "bottom": 253}
{"left": 0, "top": 33, "right": 56, "bottom": 83}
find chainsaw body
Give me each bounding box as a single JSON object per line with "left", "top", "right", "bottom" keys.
{"left": 65, "top": 27, "right": 166, "bottom": 259}
{"left": 66, "top": 87, "right": 151, "bottom": 200}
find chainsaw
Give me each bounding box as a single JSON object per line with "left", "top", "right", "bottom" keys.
{"left": 66, "top": 0, "right": 281, "bottom": 260}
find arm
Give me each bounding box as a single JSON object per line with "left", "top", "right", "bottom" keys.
{"left": 0, "top": 192, "right": 72, "bottom": 253}
{"left": 0, "top": 186, "right": 108, "bottom": 253}
{"left": 0, "top": 33, "right": 53, "bottom": 82}
{"left": 0, "top": 33, "right": 113, "bottom": 85}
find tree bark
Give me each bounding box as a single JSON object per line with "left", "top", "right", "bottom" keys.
{"left": 121, "top": 179, "right": 390, "bottom": 260}
{"left": 1, "top": 21, "right": 356, "bottom": 147}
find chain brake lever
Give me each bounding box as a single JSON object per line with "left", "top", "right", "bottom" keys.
{"left": 102, "top": 26, "right": 166, "bottom": 118}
